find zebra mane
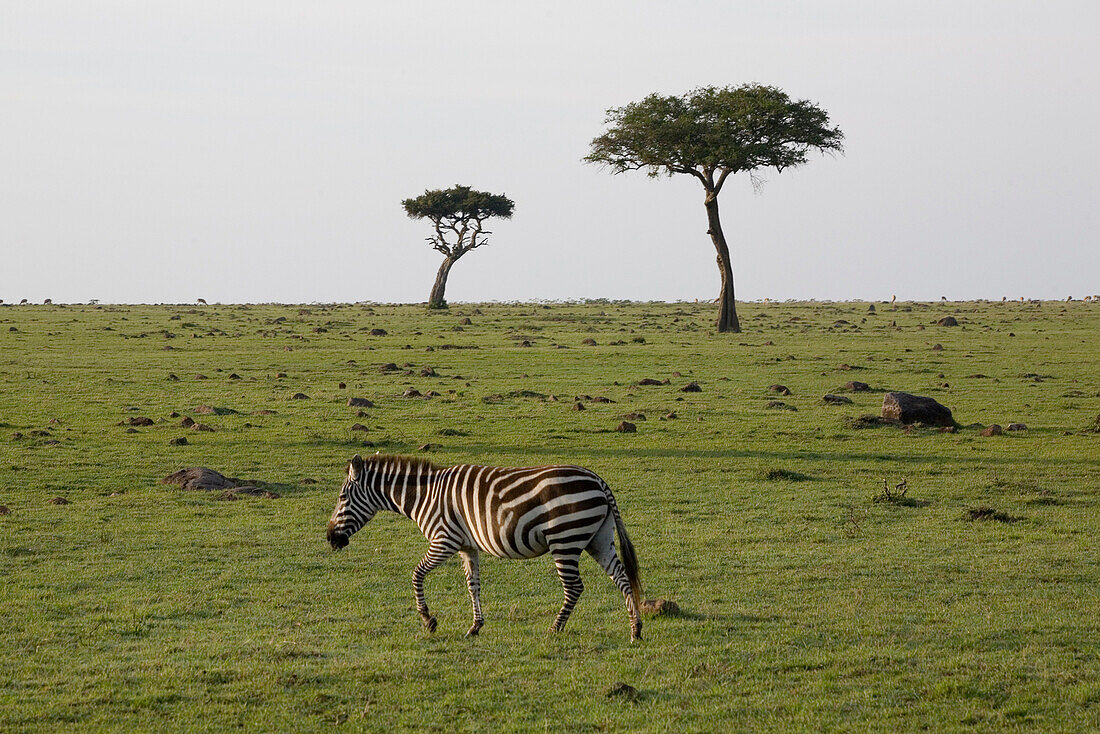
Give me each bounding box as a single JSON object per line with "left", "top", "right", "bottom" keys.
{"left": 363, "top": 453, "right": 440, "bottom": 473}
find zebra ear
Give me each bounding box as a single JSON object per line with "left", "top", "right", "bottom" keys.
{"left": 350, "top": 454, "right": 364, "bottom": 478}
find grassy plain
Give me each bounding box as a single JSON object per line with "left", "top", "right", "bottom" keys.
{"left": 1, "top": 299, "right": 1098, "bottom": 732}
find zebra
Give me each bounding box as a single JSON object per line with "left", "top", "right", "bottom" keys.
{"left": 327, "top": 454, "right": 643, "bottom": 641}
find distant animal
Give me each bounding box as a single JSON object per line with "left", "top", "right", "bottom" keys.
{"left": 940, "top": 296, "right": 947, "bottom": 301}
{"left": 19, "top": 299, "right": 27, "bottom": 304}
{"left": 327, "top": 454, "right": 643, "bottom": 640}
{"left": 891, "top": 295, "right": 896, "bottom": 303}
{"left": 197, "top": 298, "right": 208, "bottom": 305}
{"left": 1002, "top": 296, "right": 1007, "bottom": 302}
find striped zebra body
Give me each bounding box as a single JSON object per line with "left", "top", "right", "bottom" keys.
{"left": 327, "top": 454, "right": 643, "bottom": 640}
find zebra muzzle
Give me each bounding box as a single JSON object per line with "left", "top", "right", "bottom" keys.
{"left": 327, "top": 524, "right": 349, "bottom": 550}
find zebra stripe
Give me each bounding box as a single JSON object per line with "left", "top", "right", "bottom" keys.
{"left": 327, "top": 454, "right": 643, "bottom": 641}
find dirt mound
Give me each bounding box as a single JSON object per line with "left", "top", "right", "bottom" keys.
{"left": 162, "top": 467, "right": 236, "bottom": 491}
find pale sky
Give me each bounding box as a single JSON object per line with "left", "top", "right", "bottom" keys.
{"left": 2, "top": 1, "right": 1098, "bottom": 304}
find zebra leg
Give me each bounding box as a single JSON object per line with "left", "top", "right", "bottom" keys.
{"left": 459, "top": 549, "right": 484, "bottom": 637}
{"left": 412, "top": 540, "right": 456, "bottom": 633}
{"left": 549, "top": 548, "right": 584, "bottom": 633}
{"left": 587, "top": 518, "right": 642, "bottom": 641}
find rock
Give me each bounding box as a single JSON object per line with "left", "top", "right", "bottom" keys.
{"left": 640, "top": 598, "right": 680, "bottom": 616}
{"left": 845, "top": 381, "right": 871, "bottom": 392}
{"left": 291, "top": 393, "right": 309, "bottom": 400}
{"left": 228, "top": 373, "right": 241, "bottom": 380}
{"left": 937, "top": 316, "right": 959, "bottom": 326}
{"left": 348, "top": 397, "right": 374, "bottom": 408}
{"left": 980, "top": 424, "right": 1003, "bottom": 437}
{"left": 191, "top": 423, "right": 215, "bottom": 432}
{"left": 162, "top": 467, "right": 236, "bottom": 491}
{"left": 367, "top": 328, "right": 387, "bottom": 336}
{"left": 459, "top": 317, "right": 472, "bottom": 325}
{"left": 679, "top": 381, "right": 702, "bottom": 393}
{"left": 420, "top": 367, "right": 436, "bottom": 377}
{"left": 0, "top": 506, "right": 9, "bottom": 515}
{"left": 167, "top": 373, "right": 179, "bottom": 381}
{"left": 47, "top": 497, "right": 69, "bottom": 505}
{"left": 418, "top": 443, "right": 433, "bottom": 451}
{"left": 823, "top": 394, "right": 853, "bottom": 405}
{"left": 939, "top": 425, "right": 957, "bottom": 433}
{"left": 881, "top": 392, "right": 955, "bottom": 427}
{"left": 621, "top": 412, "right": 646, "bottom": 421}
{"left": 572, "top": 402, "right": 586, "bottom": 411}
{"left": 867, "top": 304, "right": 876, "bottom": 312}
{"left": 931, "top": 343, "right": 944, "bottom": 351}
{"left": 338, "top": 382, "right": 346, "bottom": 389}
{"left": 194, "top": 405, "right": 216, "bottom": 414}
{"left": 636, "top": 378, "right": 663, "bottom": 386}
{"left": 662, "top": 411, "right": 677, "bottom": 420}
{"left": 194, "top": 374, "right": 208, "bottom": 380}
{"left": 606, "top": 682, "right": 638, "bottom": 701}
{"left": 168, "top": 437, "right": 188, "bottom": 445}
{"left": 403, "top": 388, "right": 422, "bottom": 398}
{"left": 768, "top": 384, "right": 791, "bottom": 395}
{"left": 766, "top": 401, "right": 797, "bottom": 410}
{"left": 276, "top": 372, "right": 287, "bottom": 378}
{"left": 121, "top": 416, "right": 154, "bottom": 426}
{"left": 1006, "top": 423, "right": 1027, "bottom": 431}
{"left": 379, "top": 363, "right": 399, "bottom": 372}
{"left": 581, "top": 338, "right": 597, "bottom": 346}
{"left": 351, "top": 424, "right": 369, "bottom": 431}
{"left": 590, "top": 396, "right": 614, "bottom": 403}
{"left": 180, "top": 416, "right": 195, "bottom": 428}
{"left": 616, "top": 421, "right": 637, "bottom": 433}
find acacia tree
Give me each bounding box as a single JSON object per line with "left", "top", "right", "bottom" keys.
{"left": 402, "top": 185, "right": 514, "bottom": 309}
{"left": 586, "top": 84, "right": 843, "bottom": 332}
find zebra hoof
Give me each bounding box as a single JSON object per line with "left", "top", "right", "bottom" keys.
{"left": 465, "top": 625, "right": 481, "bottom": 637}
{"left": 423, "top": 616, "right": 438, "bottom": 633}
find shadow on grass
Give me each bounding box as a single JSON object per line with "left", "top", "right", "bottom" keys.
{"left": 440, "top": 443, "right": 1094, "bottom": 469}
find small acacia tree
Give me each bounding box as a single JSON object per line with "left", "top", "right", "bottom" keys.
{"left": 402, "top": 185, "right": 515, "bottom": 309}
{"left": 586, "top": 84, "right": 843, "bottom": 332}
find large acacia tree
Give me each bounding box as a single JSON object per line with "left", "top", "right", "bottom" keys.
{"left": 402, "top": 185, "right": 514, "bottom": 309}
{"left": 586, "top": 84, "right": 843, "bottom": 332}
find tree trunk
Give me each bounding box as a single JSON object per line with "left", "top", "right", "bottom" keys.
{"left": 704, "top": 193, "right": 741, "bottom": 333}
{"left": 428, "top": 256, "right": 456, "bottom": 309}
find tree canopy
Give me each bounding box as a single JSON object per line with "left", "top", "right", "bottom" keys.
{"left": 402, "top": 185, "right": 514, "bottom": 258}
{"left": 586, "top": 84, "right": 843, "bottom": 332}
{"left": 586, "top": 84, "right": 844, "bottom": 191}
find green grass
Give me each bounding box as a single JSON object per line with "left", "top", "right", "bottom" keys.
{"left": 1, "top": 299, "right": 1098, "bottom": 732}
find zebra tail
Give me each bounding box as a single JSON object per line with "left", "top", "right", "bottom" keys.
{"left": 608, "top": 489, "right": 643, "bottom": 608}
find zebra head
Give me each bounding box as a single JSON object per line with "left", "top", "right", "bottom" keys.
{"left": 327, "top": 454, "right": 377, "bottom": 550}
